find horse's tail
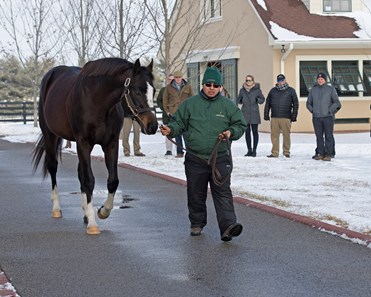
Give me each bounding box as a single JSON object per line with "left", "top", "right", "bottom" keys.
{"left": 32, "top": 68, "right": 63, "bottom": 178}
{"left": 32, "top": 134, "right": 63, "bottom": 178}
{"left": 32, "top": 134, "right": 47, "bottom": 177}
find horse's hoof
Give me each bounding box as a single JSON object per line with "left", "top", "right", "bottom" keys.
{"left": 51, "top": 210, "right": 62, "bottom": 218}
{"left": 86, "top": 225, "right": 100, "bottom": 235}
{"left": 97, "top": 206, "right": 110, "bottom": 220}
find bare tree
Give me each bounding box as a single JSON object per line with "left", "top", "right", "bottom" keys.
{"left": 144, "top": 0, "right": 237, "bottom": 78}
{"left": 0, "top": 0, "right": 62, "bottom": 127}
{"left": 58, "top": 0, "right": 103, "bottom": 66}
{"left": 93, "top": 0, "right": 157, "bottom": 60}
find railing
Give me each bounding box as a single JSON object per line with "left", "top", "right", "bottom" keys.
{"left": 0, "top": 101, "right": 35, "bottom": 124}
{"left": 0, "top": 101, "right": 162, "bottom": 125}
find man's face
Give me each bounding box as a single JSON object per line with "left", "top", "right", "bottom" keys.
{"left": 167, "top": 75, "right": 174, "bottom": 85}
{"left": 277, "top": 79, "right": 285, "bottom": 85}
{"left": 317, "top": 77, "right": 326, "bottom": 85}
{"left": 174, "top": 76, "right": 182, "bottom": 84}
{"left": 202, "top": 82, "right": 221, "bottom": 97}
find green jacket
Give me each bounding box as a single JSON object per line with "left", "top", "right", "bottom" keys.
{"left": 167, "top": 91, "right": 247, "bottom": 160}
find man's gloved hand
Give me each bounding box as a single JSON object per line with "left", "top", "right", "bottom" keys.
{"left": 291, "top": 117, "right": 297, "bottom": 122}
{"left": 264, "top": 115, "right": 270, "bottom": 121}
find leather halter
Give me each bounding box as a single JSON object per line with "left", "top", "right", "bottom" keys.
{"left": 121, "top": 77, "right": 153, "bottom": 119}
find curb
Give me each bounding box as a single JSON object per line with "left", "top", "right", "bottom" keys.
{"left": 117, "top": 160, "right": 371, "bottom": 247}
{"left": 0, "top": 270, "right": 18, "bottom": 297}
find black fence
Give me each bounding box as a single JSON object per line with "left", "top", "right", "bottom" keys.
{"left": 0, "top": 101, "right": 36, "bottom": 124}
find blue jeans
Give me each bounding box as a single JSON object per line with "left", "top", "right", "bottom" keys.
{"left": 312, "top": 116, "right": 335, "bottom": 157}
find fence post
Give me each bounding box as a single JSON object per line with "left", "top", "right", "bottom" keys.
{"left": 22, "top": 101, "right": 27, "bottom": 124}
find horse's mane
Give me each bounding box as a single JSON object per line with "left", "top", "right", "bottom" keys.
{"left": 80, "top": 57, "right": 133, "bottom": 77}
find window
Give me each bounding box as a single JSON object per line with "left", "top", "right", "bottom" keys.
{"left": 299, "top": 60, "right": 370, "bottom": 97}
{"left": 323, "top": 0, "right": 352, "bottom": 12}
{"left": 187, "top": 63, "right": 200, "bottom": 95}
{"left": 203, "top": 0, "right": 222, "bottom": 20}
{"left": 363, "top": 61, "right": 371, "bottom": 96}
{"left": 299, "top": 61, "right": 330, "bottom": 97}
{"left": 332, "top": 61, "right": 365, "bottom": 96}
{"left": 221, "top": 59, "right": 237, "bottom": 101}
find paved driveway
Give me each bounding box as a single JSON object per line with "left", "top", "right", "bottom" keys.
{"left": 0, "top": 139, "right": 370, "bottom": 297}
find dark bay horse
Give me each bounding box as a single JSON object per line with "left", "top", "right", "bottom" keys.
{"left": 32, "top": 58, "right": 158, "bottom": 235}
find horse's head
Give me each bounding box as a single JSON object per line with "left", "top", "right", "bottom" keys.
{"left": 122, "top": 59, "right": 158, "bottom": 135}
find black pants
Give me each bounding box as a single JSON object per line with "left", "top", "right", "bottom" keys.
{"left": 184, "top": 153, "right": 237, "bottom": 236}
{"left": 313, "top": 116, "right": 335, "bottom": 157}
{"left": 245, "top": 124, "right": 259, "bottom": 152}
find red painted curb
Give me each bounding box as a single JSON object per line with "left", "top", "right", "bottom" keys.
{"left": 115, "top": 159, "right": 371, "bottom": 247}
{"left": 233, "top": 196, "right": 371, "bottom": 246}
{"left": 0, "top": 270, "right": 18, "bottom": 297}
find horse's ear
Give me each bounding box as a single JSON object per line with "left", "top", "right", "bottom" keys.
{"left": 146, "top": 59, "right": 153, "bottom": 73}
{"left": 133, "top": 59, "right": 141, "bottom": 73}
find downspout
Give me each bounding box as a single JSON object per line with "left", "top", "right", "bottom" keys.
{"left": 280, "top": 43, "right": 294, "bottom": 74}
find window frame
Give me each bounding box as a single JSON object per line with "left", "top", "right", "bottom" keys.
{"left": 186, "top": 63, "right": 200, "bottom": 96}
{"left": 332, "top": 61, "right": 365, "bottom": 95}
{"left": 299, "top": 62, "right": 331, "bottom": 97}
{"left": 297, "top": 57, "right": 370, "bottom": 98}
{"left": 203, "top": 0, "right": 222, "bottom": 21}
{"left": 323, "top": 0, "right": 352, "bottom": 12}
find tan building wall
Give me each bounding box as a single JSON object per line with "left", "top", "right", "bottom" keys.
{"left": 169, "top": 0, "right": 371, "bottom": 133}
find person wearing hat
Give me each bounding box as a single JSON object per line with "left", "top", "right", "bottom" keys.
{"left": 163, "top": 70, "right": 193, "bottom": 157}
{"left": 160, "top": 67, "right": 247, "bottom": 241}
{"left": 306, "top": 72, "right": 341, "bottom": 161}
{"left": 264, "top": 74, "right": 299, "bottom": 158}
{"left": 156, "top": 73, "right": 175, "bottom": 155}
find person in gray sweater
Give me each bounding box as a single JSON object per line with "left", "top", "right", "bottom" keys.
{"left": 237, "top": 75, "right": 265, "bottom": 157}
{"left": 306, "top": 73, "right": 341, "bottom": 161}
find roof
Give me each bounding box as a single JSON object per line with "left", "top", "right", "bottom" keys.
{"left": 250, "top": 0, "right": 364, "bottom": 40}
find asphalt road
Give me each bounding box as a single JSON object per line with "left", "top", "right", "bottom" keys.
{"left": 0, "top": 139, "right": 370, "bottom": 297}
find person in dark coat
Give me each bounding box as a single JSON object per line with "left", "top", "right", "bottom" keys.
{"left": 163, "top": 70, "right": 193, "bottom": 158}
{"left": 237, "top": 75, "right": 265, "bottom": 157}
{"left": 156, "top": 73, "right": 174, "bottom": 155}
{"left": 306, "top": 72, "right": 341, "bottom": 161}
{"left": 264, "top": 74, "right": 299, "bottom": 158}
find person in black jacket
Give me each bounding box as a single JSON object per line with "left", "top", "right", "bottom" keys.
{"left": 264, "top": 74, "right": 299, "bottom": 158}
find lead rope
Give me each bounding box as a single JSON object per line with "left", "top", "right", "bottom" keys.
{"left": 165, "top": 134, "right": 232, "bottom": 186}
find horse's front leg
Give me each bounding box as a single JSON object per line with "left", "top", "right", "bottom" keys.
{"left": 77, "top": 143, "right": 100, "bottom": 235}
{"left": 98, "top": 141, "right": 119, "bottom": 220}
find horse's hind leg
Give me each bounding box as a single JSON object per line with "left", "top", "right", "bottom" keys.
{"left": 45, "top": 135, "right": 63, "bottom": 218}
{"left": 97, "top": 141, "right": 119, "bottom": 220}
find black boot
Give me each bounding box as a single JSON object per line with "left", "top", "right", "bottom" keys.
{"left": 244, "top": 149, "right": 253, "bottom": 157}
{"left": 252, "top": 150, "right": 257, "bottom": 157}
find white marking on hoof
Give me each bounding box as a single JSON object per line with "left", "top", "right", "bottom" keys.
{"left": 86, "top": 225, "right": 100, "bottom": 235}
{"left": 51, "top": 210, "right": 62, "bottom": 218}
{"left": 51, "top": 186, "right": 62, "bottom": 217}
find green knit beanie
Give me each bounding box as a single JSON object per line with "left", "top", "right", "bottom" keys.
{"left": 202, "top": 67, "right": 222, "bottom": 85}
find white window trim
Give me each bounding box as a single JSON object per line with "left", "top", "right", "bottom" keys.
{"left": 186, "top": 46, "right": 240, "bottom": 64}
